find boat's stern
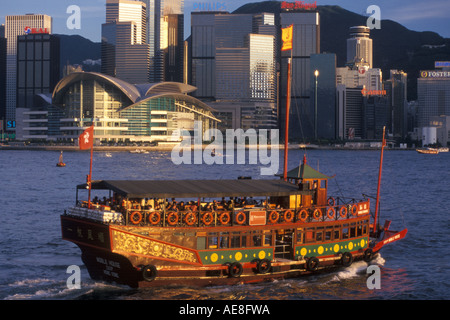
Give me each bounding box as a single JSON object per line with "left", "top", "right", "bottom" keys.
{"left": 60, "top": 212, "right": 141, "bottom": 287}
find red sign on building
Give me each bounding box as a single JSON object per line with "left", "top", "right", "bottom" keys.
{"left": 24, "top": 26, "right": 49, "bottom": 35}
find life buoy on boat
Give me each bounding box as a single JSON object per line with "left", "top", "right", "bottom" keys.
{"left": 298, "top": 209, "right": 308, "bottom": 222}
{"left": 269, "top": 211, "right": 279, "bottom": 224}
{"left": 284, "top": 210, "right": 294, "bottom": 223}
{"left": 184, "top": 212, "right": 197, "bottom": 226}
{"left": 313, "top": 208, "right": 322, "bottom": 221}
{"left": 130, "top": 211, "right": 142, "bottom": 225}
{"left": 219, "top": 212, "right": 230, "bottom": 225}
{"left": 339, "top": 206, "right": 348, "bottom": 218}
{"left": 326, "top": 207, "right": 335, "bottom": 220}
{"left": 235, "top": 211, "right": 246, "bottom": 225}
{"left": 306, "top": 257, "right": 319, "bottom": 271}
{"left": 228, "top": 262, "right": 243, "bottom": 278}
{"left": 201, "top": 211, "right": 214, "bottom": 225}
{"left": 327, "top": 197, "right": 336, "bottom": 207}
{"left": 142, "top": 264, "right": 157, "bottom": 281}
{"left": 351, "top": 204, "right": 358, "bottom": 216}
{"left": 167, "top": 211, "right": 179, "bottom": 226}
{"left": 148, "top": 211, "right": 161, "bottom": 225}
{"left": 341, "top": 252, "right": 353, "bottom": 267}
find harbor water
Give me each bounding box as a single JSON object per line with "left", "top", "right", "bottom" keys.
{"left": 0, "top": 148, "right": 449, "bottom": 300}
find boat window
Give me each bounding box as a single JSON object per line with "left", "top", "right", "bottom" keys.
{"left": 342, "top": 225, "right": 349, "bottom": 239}
{"left": 350, "top": 227, "right": 356, "bottom": 238}
{"left": 357, "top": 223, "right": 363, "bottom": 237}
{"left": 251, "top": 231, "right": 262, "bottom": 247}
{"left": 208, "top": 232, "right": 218, "bottom": 249}
{"left": 325, "top": 226, "right": 333, "bottom": 241}
{"left": 334, "top": 228, "right": 340, "bottom": 240}
{"left": 363, "top": 219, "right": 369, "bottom": 235}
{"left": 219, "top": 232, "right": 229, "bottom": 248}
{"left": 241, "top": 232, "right": 248, "bottom": 248}
{"left": 230, "top": 232, "right": 241, "bottom": 248}
{"left": 316, "top": 231, "right": 323, "bottom": 242}
{"left": 296, "top": 228, "right": 304, "bottom": 244}
{"left": 264, "top": 231, "right": 272, "bottom": 247}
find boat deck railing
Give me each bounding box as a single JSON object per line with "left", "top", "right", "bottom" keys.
{"left": 66, "top": 198, "right": 370, "bottom": 227}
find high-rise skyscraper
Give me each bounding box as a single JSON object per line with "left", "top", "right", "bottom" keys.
{"left": 417, "top": 68, "right": 450, "bottom": 128}
{"left": 4, "top": 14, "right": 52, "bottom": 129}
{"left": 0, "top": 25, "right": 6, "bottom": 128}
{"left": 336, "top": 65, "right": 384, "bottom": 139}
{"left": 101, "top": 0, "right": 150, "bottom": 84}
{"left": 384, "top": 70, "right": 408, "bottom": 139}
{"left": 190, "top": 12, "right": 277, "bottom": 130}
{"left": 163, "top": 13, "right": 184, "bottom": 82}
{"left": 15, "top": 33, "right": 60, "bottom": 140}
{"left": 280, "top": 10, "right": 320, "bottom": 140}
{"left": 346, "top": 26, "right": 373, "bottom": 68}
{"left": 143, "top": 0, "right": 184, "bottom": 82}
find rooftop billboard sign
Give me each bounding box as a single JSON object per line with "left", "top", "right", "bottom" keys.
{"left": 420, "top": 70, "right": 450, "bottom": 78}
{"left": 24, "top": 26, "right": 49, "bottom": 35}
{"left": 281, "top": 1, "right": 317, "bottom": 10}
{"left": 434, "top": 61, "right": 450, "bottom": 68}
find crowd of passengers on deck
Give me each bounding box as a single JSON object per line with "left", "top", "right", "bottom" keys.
{"left": 84, "top": 195, "right": 281, "bottom": 213}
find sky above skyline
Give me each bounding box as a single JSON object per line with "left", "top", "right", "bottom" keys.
{"left": 1, "top": 0, "right": 449, "bottom": 42}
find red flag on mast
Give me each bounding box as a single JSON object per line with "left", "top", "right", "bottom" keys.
{"left": 78, "top": 124, "right": 95, "bottom": 208}
{"left": 79, "top": 125, "right": 94, "bottom": 150}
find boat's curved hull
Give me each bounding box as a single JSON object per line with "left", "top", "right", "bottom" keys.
{"left": 62, "top": 214, "right": 382, "bottom": 288}
{"left": 78, "top": 244, "right": 373, "bottom": 288}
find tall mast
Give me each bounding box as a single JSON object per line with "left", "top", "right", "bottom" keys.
{"left": 282, "top": 24, "right": 293, "bottom": 181}
{"left": 374, "top": 126, "right": 386, "bottom": 233}
{"left": 283, "top": 56, "right": 292, "bottom": 181}
{"left": 78, "top": 124, "right": 95, "bottom": 209}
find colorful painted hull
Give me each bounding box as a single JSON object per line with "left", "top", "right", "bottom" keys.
{"left": 61, "top": 201, "right": 405, "bottom": 288}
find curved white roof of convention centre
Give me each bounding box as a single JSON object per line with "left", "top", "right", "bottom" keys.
{"left": 52, "top": 72, "right": 199, "bottom": 106}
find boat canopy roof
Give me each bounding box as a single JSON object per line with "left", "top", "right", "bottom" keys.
{"left": 77, "top": 179, "right": 312, "bottom": 199}
{"left": 276, "top": 163, "right": 334, "bottom": 181}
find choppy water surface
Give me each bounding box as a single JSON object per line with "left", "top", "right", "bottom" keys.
{"left": 0, "top": 149, "right": 448, "bottom": 300}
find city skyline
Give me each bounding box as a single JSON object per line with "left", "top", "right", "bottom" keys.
{"left": 1, "top": 0, "right": 450, "bottom": 42}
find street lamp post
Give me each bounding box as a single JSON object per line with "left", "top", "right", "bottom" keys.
{"left": 314, "top": 70, "right": 319, "bottom": 140}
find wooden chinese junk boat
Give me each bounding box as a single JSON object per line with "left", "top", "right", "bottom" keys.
{"left": 61, "top": 150, "right": 407, "bottom": 288}
{"left": 61, "top": 27, "right": 406, "bottom": 287}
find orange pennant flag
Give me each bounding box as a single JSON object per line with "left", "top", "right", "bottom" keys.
{"left": 281, "top": 25, "right": 293, "bottom": 51}
{"left": 78, "top": 125, "right": 94, "bottom": 150}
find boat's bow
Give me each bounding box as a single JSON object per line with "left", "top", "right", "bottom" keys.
{"left": 372, "top": 220, "right": 408, "bottom": 253}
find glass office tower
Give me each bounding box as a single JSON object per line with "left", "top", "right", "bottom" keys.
{"left": 101, "top": 0, "right": 150, "bottom": 84}
{"left": 143, "top": 0, "right": 184, "bottom": 82}
{"left": 417, "top": 70, "right": 450, "bottom": 128}
{"left": 191, "top": 12, "right": 277, "bottom": 130}
{"left": 4, "top": 14, "right": 52, "bottom": 127}
{"left": 280, "top": 11, "right": 320, "bottom": 141}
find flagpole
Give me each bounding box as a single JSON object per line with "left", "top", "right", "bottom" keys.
{"left": 283, "top": 53, "right": 292, "bottom": 181}
{"left": 88, "top": 141, "right": 93, "bottom": 209}
{"left": 79, "top": 124, "right": 95, "bottom": 209}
